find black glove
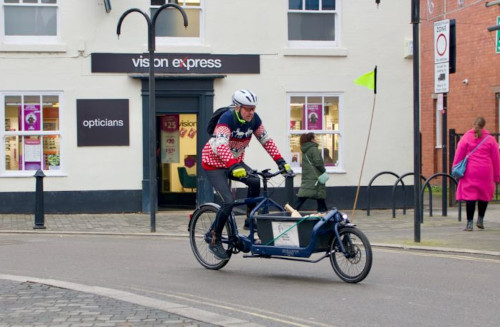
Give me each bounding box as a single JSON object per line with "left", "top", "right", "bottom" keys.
{"left": 275, "top": 158, "right": 292, "bottom": 174}
{"left": 229, "top": 163, "right": 247, "bottom": 178}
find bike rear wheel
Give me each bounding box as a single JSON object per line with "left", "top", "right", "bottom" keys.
{"left": 329, "top": 226, "right": 372, "bottom": 283}
{"left": 189, "top": 205, "right": 232, "bottom": 270}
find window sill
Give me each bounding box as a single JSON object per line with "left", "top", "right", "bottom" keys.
{"left": 155, "top": 44, "right": 213, "bottom": 53}
{"left": 1, "top": 171, "right": 67, "bottom": 178}
{"left": 283, "top": 47, "right": 348, "bottom": 57}
{"left": 0, "top": 42, "right": 67, "bottom": 53}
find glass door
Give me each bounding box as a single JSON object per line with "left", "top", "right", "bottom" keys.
{"left": 157, "top": 113, "right": 197, "bottom": 209}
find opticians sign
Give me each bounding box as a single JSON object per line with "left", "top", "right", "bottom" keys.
{"left": 77, "top": 99, "right": 129, "bottom": 146}
{"left": 91, "top": 53, "right": 260, "bottom": 74}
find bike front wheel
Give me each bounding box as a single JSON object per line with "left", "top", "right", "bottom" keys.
{"left": 189, "top": 205, "right": 232, "bottom": 270}
{"left": 329, "top": 226, "right": 372, "bottom": 283}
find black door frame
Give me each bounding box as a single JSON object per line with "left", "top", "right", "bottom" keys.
{"left": 134, "top": 74, "right": 225, "bottom": 212}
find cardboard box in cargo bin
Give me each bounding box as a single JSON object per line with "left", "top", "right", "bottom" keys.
{"left": 256, "top": 212, "right": 333, "bottom": 250}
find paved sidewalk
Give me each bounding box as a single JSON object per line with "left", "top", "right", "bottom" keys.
{"left": 1, "top": 205, "right": 499, "bottom": 255}
{"left": 1, "top": 204, "right": 499, "bottom": 326}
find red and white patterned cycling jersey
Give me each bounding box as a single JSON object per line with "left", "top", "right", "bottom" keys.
{"left": 201, "top": 109, "right": 282, "bottom": 170}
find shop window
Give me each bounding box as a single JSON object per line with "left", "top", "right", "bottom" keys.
{"left": 151, "top": 0, "right": 202, "bottom": 44}
{"left": 288, "top": 0, "right": 338, "bottom": 47}
{"left": 2, "top": 0, "right": 58, "bottom": 43}
{"left": 288, "top": 93, "right": 342, "bottom": 171}
{"left": 1, "top": 93, "right": 62, "bottom": 176}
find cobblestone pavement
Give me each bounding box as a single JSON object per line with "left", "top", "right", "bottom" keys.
{"left": 0, "top": 280, "right": 217, "bottom": 327}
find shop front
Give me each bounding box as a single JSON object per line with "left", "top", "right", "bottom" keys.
{"left": 92, "top": 52, "right": 260, "bottom": 212}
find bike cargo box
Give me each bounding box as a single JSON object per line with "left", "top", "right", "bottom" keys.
{"left": 255, "top": 213, "right": 333, "bottom": 250}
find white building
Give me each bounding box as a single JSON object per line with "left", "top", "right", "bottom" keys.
{"left": 0, "top": 0, "right": 413, "bottom": 213}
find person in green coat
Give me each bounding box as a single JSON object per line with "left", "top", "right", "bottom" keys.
{"left": 294, "top": 132, "right": 328, "bottom": 212}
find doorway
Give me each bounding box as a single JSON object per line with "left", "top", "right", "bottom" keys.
{"left": 135, "top": 76, "right": 221, "bottom": 213}
{"left": 157, "top": 113, "right": 197, "bottom": 209}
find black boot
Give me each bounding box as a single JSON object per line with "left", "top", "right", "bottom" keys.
{"left": 476, "top": 216, "right": 484, "bottom": 229}
{"left": 464, "top": 220, "right": 473, "bottom": 232}
{"left": 244, "top": 207, "right": 257, "bottom": 230}
{"left": 244, "top": 218, "right": 258, "bottom": 230}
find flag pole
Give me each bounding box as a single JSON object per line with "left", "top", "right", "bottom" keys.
{"left": 351, "top": 66, "right": 377, "bottom": 221}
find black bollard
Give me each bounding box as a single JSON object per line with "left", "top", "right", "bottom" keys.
{"left": 34, "top": 169, "right": 46, "bottom": 229}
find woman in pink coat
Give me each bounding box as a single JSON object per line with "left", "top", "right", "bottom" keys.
{"left": 452, "top": 117, "right": 500, "bottom": 231}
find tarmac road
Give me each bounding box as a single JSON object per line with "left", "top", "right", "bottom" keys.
{"left": 0, "top": 205, "right": 499, "bottom": 326}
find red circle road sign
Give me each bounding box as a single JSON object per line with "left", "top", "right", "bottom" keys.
{"left": 436, "top": 33, "right": 447, "bottom": 57}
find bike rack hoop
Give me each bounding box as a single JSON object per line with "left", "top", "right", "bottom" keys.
{"left": 366, "top": 171, "right": 400, "bottom": 216}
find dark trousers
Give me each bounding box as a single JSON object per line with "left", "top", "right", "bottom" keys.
{"left": 294, "top": 197, "right": 328, "bottom": 213}
{"left": 204, "top": 163, "right": 260, "bottom": 234}
{"left": 465, "top": 200, "right": 488, "bottom": 221}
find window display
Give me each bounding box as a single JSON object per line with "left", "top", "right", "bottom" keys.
{"left": 2, "top": 93, "right": 61, "bottom": 174}
{"left": 159, "top": 113, "right": 197, "bottom": 194}
{"left": 288, "top": 93, "right": 342, "bottom": 169}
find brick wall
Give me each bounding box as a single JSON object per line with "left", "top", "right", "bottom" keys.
{"left": 420, "top": 0, "right": 500, "bottom": 179}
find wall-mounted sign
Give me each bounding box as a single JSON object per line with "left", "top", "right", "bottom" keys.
{"left": 434, "top": 62, "right": 449, "bottom": 94}
{"left": 497, "top": 16, "right": 500, "bottom": 54}
{"left": 434, "top": 19, "right": 450, "bottom": 64}
{"left": 91, "top": 53, "right": 260, "bottom": 74}
{"left": 77, "top": 99, "right": 129, "bottom": 146}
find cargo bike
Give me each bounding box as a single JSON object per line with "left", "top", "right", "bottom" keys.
{"left": 188, "top": 168, "right": 372, "bottom": 283}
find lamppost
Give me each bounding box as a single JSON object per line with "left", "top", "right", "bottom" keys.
{"left": 376, "top": 0, "right": 421, "bottom": 242}
{"left": 117, "top": 4, "right": 188, "bottom": 232}
{"left": 410, "top": 0, "right": 421, "bottom": 243}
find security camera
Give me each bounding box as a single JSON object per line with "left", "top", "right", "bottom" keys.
{"left": 462, "top": 79, "right": 469, "bottom": 85}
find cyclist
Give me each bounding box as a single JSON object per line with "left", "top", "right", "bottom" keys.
{"left": 202, "top": 89, "right": 292, "bottom": 260}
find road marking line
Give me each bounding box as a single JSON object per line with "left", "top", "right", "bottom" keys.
{"left": 129, "top": 287, "right": 336, "bottom": 327}
{"left": 378, "top": 248, "right": 500, "bottom": 263}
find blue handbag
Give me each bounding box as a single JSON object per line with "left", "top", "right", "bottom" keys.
{"left": 451, "top": 136, "right": 488, "bottom": 179}
{"left": 451, "top": 158, "right": 467, "bottom": 179}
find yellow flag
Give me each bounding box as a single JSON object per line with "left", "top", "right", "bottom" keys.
{"left": 354, "top": 70, "right": 375, "bottom": 91}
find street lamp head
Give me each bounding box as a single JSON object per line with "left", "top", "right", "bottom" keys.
{"left": 116, "top": 8, "right": 151, "bottom": 39}
{"left": 152, "top": 3, "right": 188, "bottom": 28}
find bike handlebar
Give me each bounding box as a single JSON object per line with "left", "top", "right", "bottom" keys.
{"left": 248, "top": 168, "right": 295, "bottom": 180}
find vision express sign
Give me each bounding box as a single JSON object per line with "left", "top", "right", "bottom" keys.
{"left": 91, "top": 53, "right": 259, "bottom": 74}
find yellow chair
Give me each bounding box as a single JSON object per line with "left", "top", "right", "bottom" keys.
{"left": 178, "top": 167, "right": 197, "bottom": 192}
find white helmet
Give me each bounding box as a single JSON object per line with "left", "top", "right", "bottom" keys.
{"left": 232, "top": 89, "right": 258, "bottom": 107}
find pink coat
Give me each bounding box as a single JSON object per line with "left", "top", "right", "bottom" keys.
{"left": 452, "top": 129, "right": 500, "bottom": 201}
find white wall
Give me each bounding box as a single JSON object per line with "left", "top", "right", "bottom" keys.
{"left": 0, "top": 0, "right": 413, "bottom": 192}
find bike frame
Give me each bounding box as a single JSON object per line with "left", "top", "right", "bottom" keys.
{"left": 222, "top": 200, "right": 349, "bottom": 261}
{"left": 204, "top": 169, "right": 353, "bottom": 262}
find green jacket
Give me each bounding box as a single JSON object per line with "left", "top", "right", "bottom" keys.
{"left": 297, "top": 142, "right": 327, "bottom": 199}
